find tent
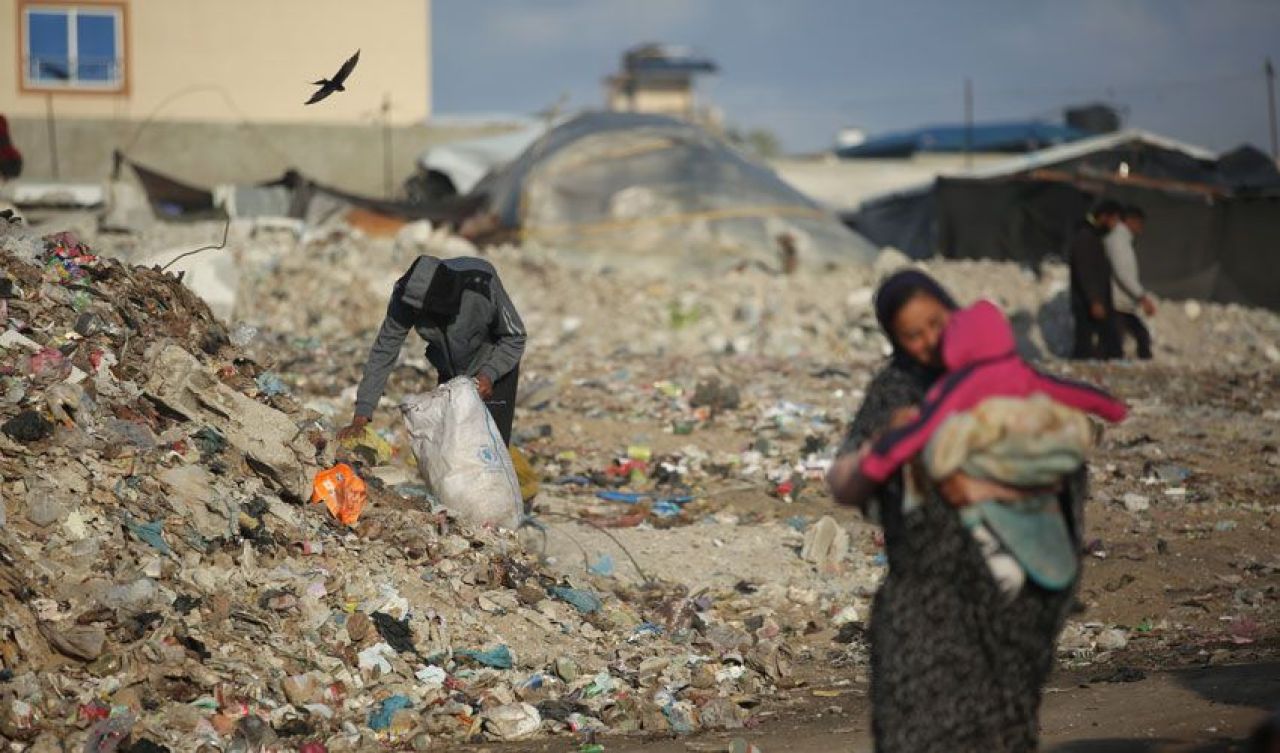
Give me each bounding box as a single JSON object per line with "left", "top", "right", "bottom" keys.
{"left": 416, "top": 120, "right": 548, "bottom": 197}
{"left": 844, "top": 130, "right": 1280, "bottom": 310}
{"left": 470, "top": 111, "right": 877, "bottom": 268}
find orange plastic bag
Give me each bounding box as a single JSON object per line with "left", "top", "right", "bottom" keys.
{"left": 310, "top": 463, "right": 368, "bottom": 526}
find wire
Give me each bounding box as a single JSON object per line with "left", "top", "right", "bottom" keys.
{"left": 159, "top": 218, "right": 230, "bottom": 272}
{"left": 119, "top": 84, "right": 292, "bottom": 165}
{"left": 524, "top": 510, "right": 655, "bottom": 585}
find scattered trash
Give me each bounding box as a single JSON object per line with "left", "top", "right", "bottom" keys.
{"left": 367, "top": 695, "right": 412, "bottom": 731}
{"left": 483, "top": 702, "right": 542, "bottom": 740}
{"left": 2, "top": 409, "right": 52, "bottom": 442}
{"left": 587, "top": 553, "right": 616, "bottom": 577}
{"left": 455, "top": 644, "right": 514, "bottom": 669}
{"left": 549, "top": 586, "right": 603, "bottom": 614}
{"left": 310, "top": 463, "right": 368, "bottom": 526}
{"left": 370, "top": 611, "right": 417, "bottom": 655}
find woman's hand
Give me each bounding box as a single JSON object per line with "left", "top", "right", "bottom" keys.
{"left": 888, "top": 406, "right": 920, "bottom": 429}
{"left": 938, "top": 472, "right": 1035, "bottom": 508}
{"left": 826, "top": 452, "right": 865, "bottom": 508}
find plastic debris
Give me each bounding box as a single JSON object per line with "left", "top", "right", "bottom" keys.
{"left": 455, "top": 644, "right": 513, "bottom": 669}
{"left": 483, "top": 702, "right": 542, "bottom": 741}
{"left": 2, "top": 409, "right": 52, "bottom": 442}
{"left": 125, "top": 517, "right": 173, "bottom": 556}
{"left": 367, "top": 695, "right": 412, "bottom": 731}
{"left": 549, "top": 586, "right": 603, "bottom": 613}
{"left": 587, "top": 553, "right": 616, "bottom": 577}
{"left": 310, "top": 463, "right": 368, "bottom": 526}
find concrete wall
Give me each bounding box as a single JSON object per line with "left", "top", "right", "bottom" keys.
{"left": 2, "top": 0, "right": 430, "bottom": 125}
{"left": 7, "top": 115, "right": 511, "bottom": 196}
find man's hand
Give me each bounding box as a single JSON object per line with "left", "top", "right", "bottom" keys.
{"left": 337, "top": 415, "right": 370, "bottom": 441}
{"left": 475, "top": 374, "right": 494, "bottom": 400}
{"left": 1140, "top": 296, "right": 1157, "bottom": 317}
{"left": 1089, "top": 301, "right": 1107, "bottom": 321}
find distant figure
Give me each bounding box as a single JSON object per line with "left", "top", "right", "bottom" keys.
{"left": 305, "top": 50, "right": 360, "bottom": 105}
{"left": 1105, "top": 205, "right": 1156, "bottom": 359}
{"left": 1068, "top": 200, "right": 1123, "bottom": 360}
{"left": 0, "top": 116, "right": 22, "bottom": 180}
{"left": 777, "top": 233, "right": 799, "bottom": 275}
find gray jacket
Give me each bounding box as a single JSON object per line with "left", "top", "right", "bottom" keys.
{"left": 354, "top": 255, "right": 526, "bottom": 417}
{"left": 1104, "top": 224, "right": 1145, "bottom": 314}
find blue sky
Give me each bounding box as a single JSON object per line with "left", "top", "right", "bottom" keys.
{"left": 433, "top": 0, "right": 1280, "bottom": 154}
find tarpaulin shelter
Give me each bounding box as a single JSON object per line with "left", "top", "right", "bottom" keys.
{"left": 844, "top": 130, "right": 1280, "bottom": 310}
{"left": 118, "top": 153, "right": 482, "bottom": 227}
{"left": 838, "top": 121, "right": 1088, "bottom": 159}
{"left": 471, "top": 111, "right": 877, "bottom": 267}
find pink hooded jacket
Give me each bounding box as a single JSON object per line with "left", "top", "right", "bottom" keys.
{"left": 859, "top": 300, "right": 1128, "bottom": 483}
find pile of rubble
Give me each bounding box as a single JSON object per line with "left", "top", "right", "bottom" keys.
{"left": 0, "top": 229, "right": 808, "bottom": 751}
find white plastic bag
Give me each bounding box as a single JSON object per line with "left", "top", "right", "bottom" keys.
{"left": 400, "top": 377, "right": 522, "bottom": 529}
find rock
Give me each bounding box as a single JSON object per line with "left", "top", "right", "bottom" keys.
{"left": 483, "top": 703, "right": 542, "bottom": 741}
{"left": 1097, "top": 628, "right": 1129, "bottom": 651}
{"left": 25, "top": 488, "right": 67, "bottom": 528}
{"left": 801, "top": 516, "right": 849, "bottom": 571}
{"left": 345, "top": 612, "right": 372, "bottom": 644}
{"left": 554, "top": 657, "right": 579, "bottom": 682}
{"left": 831, "top": 605, "right": 860, "bottom": 626}
{"left": 1184, "top": 300, "right": 1202, "bottom": 321}
{"left": 1122, "top": 493, "right": 1151, "bottom": 513}
{"left": 698, "top": 697, "right": 744, "bottom": 730}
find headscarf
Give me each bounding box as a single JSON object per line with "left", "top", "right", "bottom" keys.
{"left": 873, "top": 269, "right": 959, "bottom": 371}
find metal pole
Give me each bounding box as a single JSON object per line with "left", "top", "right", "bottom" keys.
{"left": 45, "top": 93, "right": 60, "bottom": 179}
{"left": 1267, "top": 57, "right": 1278, "bottom": 161}
{"left": 964, "top": 77, "right": 973, "bottom": 171}
{"left": 382, "top": 94, "right": 393, "bottom": 198}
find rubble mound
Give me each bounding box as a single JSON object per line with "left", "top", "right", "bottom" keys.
{"left": 0, "top": 231, "right": 792, "bottom": 750}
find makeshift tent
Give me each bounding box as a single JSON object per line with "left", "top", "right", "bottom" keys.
{"left": 471, "top": 111, "right": 877, "bottom": 267}
{"left": 844, "top": 130, "right": 1280, "bottom": 310}
{"left": 119, "top": 154, "right": 482, "bottom": 227}
{"left": 416, "top": 121, "right": 548, "bottom": 196}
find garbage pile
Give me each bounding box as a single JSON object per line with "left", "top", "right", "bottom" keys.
{"left": 0, "top": 230, "right": 812, "bottom": 750}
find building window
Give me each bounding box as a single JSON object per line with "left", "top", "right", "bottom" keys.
{"left": 21, "top": 3, "right": 125, "bottom": 91}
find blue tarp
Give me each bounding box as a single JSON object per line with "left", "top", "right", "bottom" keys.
{"left": 839, "top": 121, "right": 1088, "bottom": 159}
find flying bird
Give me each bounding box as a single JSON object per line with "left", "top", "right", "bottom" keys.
{"left": 305, "top": 49, "right": 360, "bottom": 105}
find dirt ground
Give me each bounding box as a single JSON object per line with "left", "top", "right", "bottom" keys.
{"left": 511, "top": 355, "right": 1280, "bottom": 751}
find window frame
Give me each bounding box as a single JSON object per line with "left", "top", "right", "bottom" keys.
{"left": 17, "top": 0, "right": 129, "bottom": 95}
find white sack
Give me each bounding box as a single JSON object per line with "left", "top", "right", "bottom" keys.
{"left": 401, "top": 377, "right": 521, "bottom": 529}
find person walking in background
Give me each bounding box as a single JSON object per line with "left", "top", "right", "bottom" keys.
{"left": 1068, "top": 200, "right": 1123, "bottom": 360}
{"left": 1105, "top": 205, "right": 1157, "bottom": 359}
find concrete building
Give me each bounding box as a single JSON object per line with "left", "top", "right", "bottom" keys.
{"left": 1, "top": 0, "right": 455, "bottom": 194}
{"left": 604, "top": 43, "right": 718, "bottom": 126}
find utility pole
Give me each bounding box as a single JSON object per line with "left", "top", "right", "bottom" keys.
{"left": 1267, "top": 57, "right": 1278, "bottom": 161}
{"left": 381, "top": 94, "right": 393, "bottom": 198}
{"left": 964, "top": 78, "right": 974, "bottom": 171}
{"left": 45, "top": 92, "right": 60, "bottom": 180}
